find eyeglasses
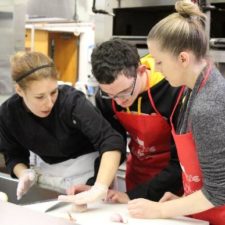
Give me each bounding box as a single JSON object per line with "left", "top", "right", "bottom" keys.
{"left": 100, "top": 76, "right": 137, "bottom": 100}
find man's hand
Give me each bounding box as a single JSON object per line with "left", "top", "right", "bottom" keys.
{"left": 17, "top": 169, "right": 37, "bottom": 200}
{"left": 66, "top": 184, "right": 91, "bottom": 195}
{"left": 59, "top": 182, "right": 108, "bottom": 204}
{"left": 106, "top": 189, "right": 130, "bottom": 203}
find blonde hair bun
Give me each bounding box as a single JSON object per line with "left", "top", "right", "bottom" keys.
{"left": 175, "top": 0, "right": 206, "bottom": 19}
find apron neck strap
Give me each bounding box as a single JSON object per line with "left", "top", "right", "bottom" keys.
{"left": 146, "top": 72, "right": 161, "bottom": 115}
{"left": 112, "top": 99, "right": 117, "bottom": 112}
{"left": 112, "top": 71, "right": 163, "bottom": 115}
{"left": 170, "top": 62, "right": 212, "bottom": 131}
{"left": 198, "top": 62, "right": 212, "bottom": 92}
{"left": 170, "top": 86, "right": 185, "bottom": 130}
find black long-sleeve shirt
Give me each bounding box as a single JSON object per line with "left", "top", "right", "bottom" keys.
{"left": 0, "top": 85, "right": 126, "bottom": 180}
{"left": 96, "top": 78, "right": 183, "bottom": 201}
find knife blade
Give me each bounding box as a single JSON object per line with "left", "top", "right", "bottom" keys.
{"left": 45, "top": 201, "right": 70, "bottom": 213}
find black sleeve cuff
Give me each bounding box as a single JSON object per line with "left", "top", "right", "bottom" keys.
{"left": 6, "top": 158, "right": 29, "bottom": 178}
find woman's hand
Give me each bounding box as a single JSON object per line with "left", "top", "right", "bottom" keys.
{"left": 17, "top": 169, "right": 37, "bottom": 200}
{"left": 128, "top": 198, "right": 163, "bottom": 219}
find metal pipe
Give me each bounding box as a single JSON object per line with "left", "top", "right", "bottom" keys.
{"left": 92, "top": 0, "right": 114, "bottom": 16}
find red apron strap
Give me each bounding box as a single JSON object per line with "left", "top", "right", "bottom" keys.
{"left": 170, "top": 62, "right": 212, "bottom": 130}
{"left": 198, "top": 63, "right": 212, "bottom": 92}
{"left": 112, "top": 99, "right": 116, "bottom": 113}
{"left": 169, "top": 86, "right": 185, "bottom": 130}
{"left": 146, "top": 73, "right": 161, "bottom": 115}
{"left": 112, "top": 72, "right": 162, "bottom": 115}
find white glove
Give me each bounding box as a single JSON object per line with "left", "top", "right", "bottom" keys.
{"left": 58, "top": 183, "right": 108, "bottom": 205}
{"left": 17, "top": 169, "right": 37, "bottom": 200}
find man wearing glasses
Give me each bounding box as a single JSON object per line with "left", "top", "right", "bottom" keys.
{"left": 68, "top": 38, "right": 182, "bottom": 203}
{"left": 86, "top": 38, "right": 183, "bottom": 203}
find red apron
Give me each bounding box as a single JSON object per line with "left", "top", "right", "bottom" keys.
{"left": 170, "top": 65, "right": 225, "bottom": 225}
{"left": 112, "top": 75, "right": 171, "bottom": 191}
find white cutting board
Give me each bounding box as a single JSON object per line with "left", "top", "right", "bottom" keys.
{"left": 25, "top": 200, "right": 209, "bottom": 225}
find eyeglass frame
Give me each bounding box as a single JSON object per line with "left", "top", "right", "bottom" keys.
{"left": 99, "top": 75, "right": 137, "bottom": 100}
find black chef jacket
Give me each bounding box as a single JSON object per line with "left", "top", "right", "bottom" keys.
{"left": 0, "top": 85, "right": 126, "bottom": 180}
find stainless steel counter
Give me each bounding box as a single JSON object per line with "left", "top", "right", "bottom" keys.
{"left": 0, "top": 172, "right": 59, "bottom": 205}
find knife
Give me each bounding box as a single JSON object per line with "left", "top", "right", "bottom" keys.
{"left": 45, "top": 201, "right": 70, "bottom": 213}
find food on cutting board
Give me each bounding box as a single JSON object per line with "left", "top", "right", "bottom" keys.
{"left": 110, "top": 212, "right": 128, "bottom": 223}
{"left": 72, "top": 204, "right": 87, "bottom": 212}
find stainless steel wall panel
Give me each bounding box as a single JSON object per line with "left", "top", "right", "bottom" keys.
{"left": 0, "top": 0, "right": 26, "bottom": 94}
